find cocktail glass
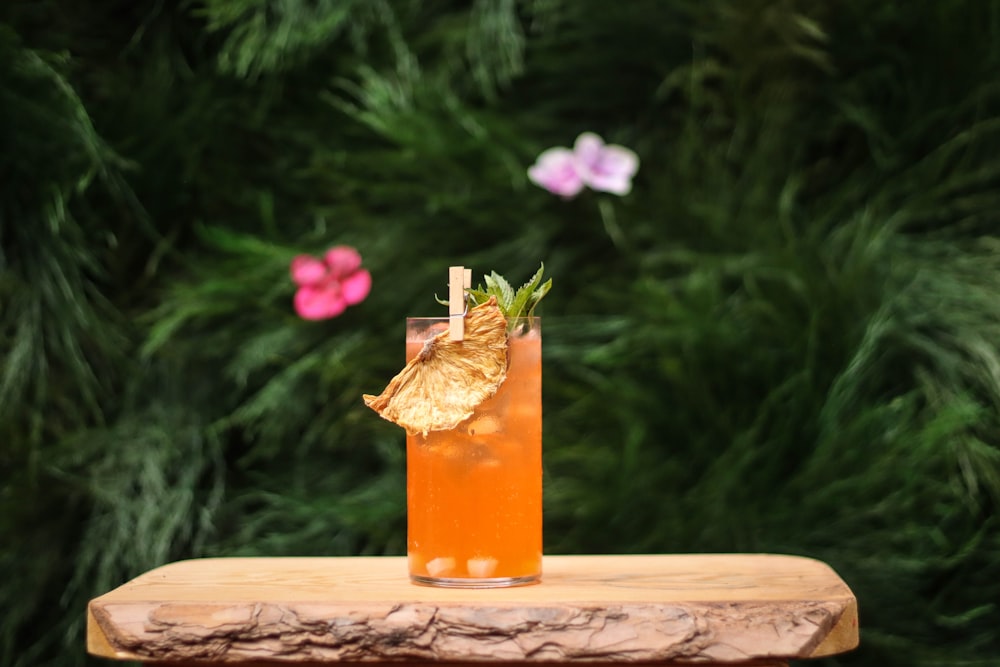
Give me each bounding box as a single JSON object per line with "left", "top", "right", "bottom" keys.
{"left": 404, "top": 317, "right": 542, "bottom": 588}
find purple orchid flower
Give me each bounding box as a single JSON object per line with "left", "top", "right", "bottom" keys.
{"left": 527, "top": 147, "right": 586, "bottom": 198}
{"left": 290, "top": 245, "right": 372, "bottom": 320}
{"left": 528, "top": 132, "right": 639, "bottom": 198}
{"left": 573, "top": 132, "right": 640, "bottom": 195}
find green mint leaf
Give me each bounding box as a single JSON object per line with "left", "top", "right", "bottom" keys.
{"left": 485, "top": 271, "right": 516, "bottom": 311}
{"left": 467, "top": 263, "right": 550, "bottom": 327}
{"left": 506, "top": 264, "right": 544, "bottom": 320}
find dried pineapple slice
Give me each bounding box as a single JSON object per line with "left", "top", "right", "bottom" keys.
{"left": 363, "top": 296, "right": 508, "bottom": 435}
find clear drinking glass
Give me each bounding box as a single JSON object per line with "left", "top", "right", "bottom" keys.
{"left": 405, "top": 317, "right": 542, "bottom": 588}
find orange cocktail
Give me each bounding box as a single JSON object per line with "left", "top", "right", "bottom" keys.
{"left": 405, "top": 318, "right": 542, "bottom": 587}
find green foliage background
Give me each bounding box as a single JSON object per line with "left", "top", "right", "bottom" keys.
{"left": 2, "top": 1, "right": 999, "bottom": 665}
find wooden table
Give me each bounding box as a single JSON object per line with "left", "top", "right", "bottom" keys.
{"left": 87, "top": 554, "right": 858, "bottom": 667}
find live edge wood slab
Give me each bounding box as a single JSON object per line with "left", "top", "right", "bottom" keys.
{"left": 87, "top": 554, "right": 858, "bottom": 667}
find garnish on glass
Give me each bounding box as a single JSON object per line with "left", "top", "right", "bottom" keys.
{"left": 363, "top": 264, "right": 550, "bottom": 435}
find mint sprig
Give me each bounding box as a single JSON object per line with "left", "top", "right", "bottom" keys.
{"left": 468, "top": 263, "right": 551, "bottom": 324}
{"left": 438, "top": 264, "right": 551, "bottom": 328}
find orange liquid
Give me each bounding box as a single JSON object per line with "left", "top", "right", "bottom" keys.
{"left": 405, "top": 319, "right": 542, "bottom": 584}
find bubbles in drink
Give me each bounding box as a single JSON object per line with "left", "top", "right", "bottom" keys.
{"left": 465, "top": 439, "right": 501, "bottom": 469}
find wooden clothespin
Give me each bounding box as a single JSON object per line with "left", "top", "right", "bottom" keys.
{"left": 448, "top": 265, "right": 472, "bottom": 341}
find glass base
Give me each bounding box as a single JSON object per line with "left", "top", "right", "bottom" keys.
{"left": 410, "top": 573, "right": 540, "bottom": 588}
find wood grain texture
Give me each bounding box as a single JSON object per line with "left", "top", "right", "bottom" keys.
{"left": 87, "top": 554, "right": 858, "bottom": 665}
{"left": 155, "top": 662, "right": 791, "bottom": 667}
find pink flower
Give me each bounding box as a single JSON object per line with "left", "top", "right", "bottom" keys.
{"left": 290, "top": 245, "right": 371, "bottom": 320}
{"left": 527, "top": 132, "right": 639, "bottom": 198}
{"left": 573, "top": 132, "right": 639, "bottom": 195}
{"left": 527, "top": 147, "right": 586, "bottom": 198}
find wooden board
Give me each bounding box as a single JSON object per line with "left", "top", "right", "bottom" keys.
{"left": 87, "top": 554, "right": 858, "bottom": 664}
